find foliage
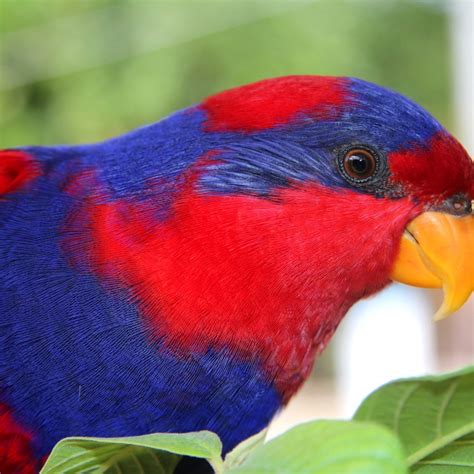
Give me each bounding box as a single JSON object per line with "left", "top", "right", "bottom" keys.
{"left": 354, "top": 366, "right": 474, "bottom": 473}
{"left": 42, "top": 366, "right": 474, "bottom": 473}
{"left": 41, "top": 431, "right": 222, "bottom": 474}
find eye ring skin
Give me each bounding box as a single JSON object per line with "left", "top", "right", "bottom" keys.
{"left": 336, "top": 144, "right": 390, "bottom": 190}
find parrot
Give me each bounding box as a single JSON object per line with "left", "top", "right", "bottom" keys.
{"left": 0, "top": 76, "right": 473, "bottom": 474}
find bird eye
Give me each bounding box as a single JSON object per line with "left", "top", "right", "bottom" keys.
{"left": 342, "top": 148, "right": 377, "bottom": 181}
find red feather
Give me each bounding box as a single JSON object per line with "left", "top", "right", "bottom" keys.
{"left": 65, "top": 178, "right": 420, "bottom": 399}
{"left": 389, "top": 131, "right": 473, "bottom": 200}
{"left": 0, "top": 404, "right": 39, "bottom": 474}
{"left": 201, "top": 76, "right": 349, "bottom": 132}
{"left": 0, "top": 151, "right": 40, "bottom": 196}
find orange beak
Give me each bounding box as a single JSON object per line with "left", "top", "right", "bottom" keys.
{"left": 390, "top": 211, "right": 473, "bottom": 320}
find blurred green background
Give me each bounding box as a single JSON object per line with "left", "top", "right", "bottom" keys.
{"left": 0, "top": 0, "right": 454, "bottom": 148}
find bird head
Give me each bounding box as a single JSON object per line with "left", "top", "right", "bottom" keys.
{"left": 195, "top": 76, "right": 473, "bottom": 321}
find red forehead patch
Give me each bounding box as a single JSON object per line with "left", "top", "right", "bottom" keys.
{"left": 201, "top": 76, "right": 349, "bottom": 132}
{"left": 389, "top": 132, "right": 473, "bottom": 200}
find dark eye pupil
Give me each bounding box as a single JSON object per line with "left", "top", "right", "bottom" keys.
{"left": 348, "top": 155, "right": 369, "bottom": 174}
{"left": 340, "top": 147, "right": 377, "bottom": 182}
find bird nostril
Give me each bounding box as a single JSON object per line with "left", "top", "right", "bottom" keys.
{"left": 433, "top": 196, "right": 472, "bottom": 216}
{"left": 447, "top": 196, "right": 471, "bottom": 215}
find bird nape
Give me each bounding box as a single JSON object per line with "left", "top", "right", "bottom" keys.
{"left": 0, "top": 76, "right": 473, "bottom": 473}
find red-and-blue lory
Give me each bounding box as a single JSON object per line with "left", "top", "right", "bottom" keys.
{"left": 0, "top": 76, "right": 472, "bottom": 473}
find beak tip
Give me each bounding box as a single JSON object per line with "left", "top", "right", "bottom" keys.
{"left": 434, "top": 311, "right": 448, "bottom": 322}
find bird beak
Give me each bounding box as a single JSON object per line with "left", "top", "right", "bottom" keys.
{"left": 390, "top": 211, "right": 473, "bottom": 320}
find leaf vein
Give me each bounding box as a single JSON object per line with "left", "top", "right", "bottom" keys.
{"left": 407, "top": 423, "right": 474, "bottom": 466}
{"left": 436, "top": 381, "right": 458, "bottom": 437}
{"left": 393, "top": 383, "right": 419, "bottom": 433}
{"left": 416, "top": 460, "right": 474, "bottom": 467}
{"left": 132, "top": 453, "right": 145, "bottom": 474}
{"left": 46, "top": 444, "right": 120, "bottom": 472}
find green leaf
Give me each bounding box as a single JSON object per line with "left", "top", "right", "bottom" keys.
{"left": 354, "top": 365, "right": 474, "bottom": 470}
{"left": 40, "top": 431, "right": 223, "bottom": 474}
{"left": 226, "top": 420, "right": 407, "bottom": 474}
{"left": 223, "top": 428, "right": 268, "bottom": 470}
{"left": 411, "top": 431, "right": 474, "bottom": 474}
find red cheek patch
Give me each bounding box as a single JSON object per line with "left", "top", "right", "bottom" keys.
{"left": 0, "top": 150, "right": 41, "bottom": 195}
{"left": 201, "top": 76, "right": 349, "bottom": 132}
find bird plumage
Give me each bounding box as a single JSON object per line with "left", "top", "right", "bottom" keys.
{"left": 1, "top": 76, "right": 472, "bottom": 472}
